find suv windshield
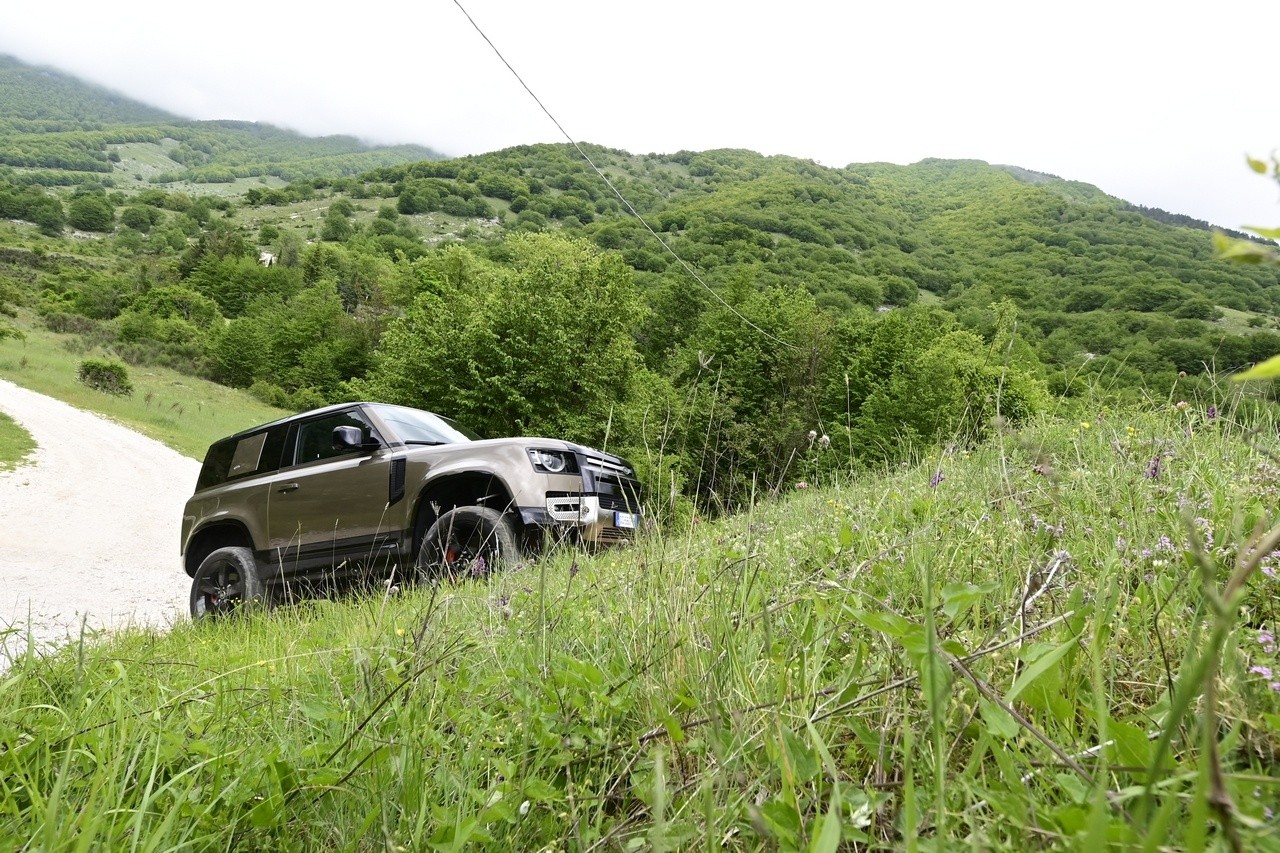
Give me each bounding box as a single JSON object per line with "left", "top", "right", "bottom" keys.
{"left": 370, "top": 404, "right": 479, "bottom": 445}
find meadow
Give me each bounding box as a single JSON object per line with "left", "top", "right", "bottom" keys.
{"left": 2, "top": 380, "right": 1278, "bottom": 849}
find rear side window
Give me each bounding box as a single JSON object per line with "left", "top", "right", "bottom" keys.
{"left": 195, "top": 426, "right": 289, "bottom": 490}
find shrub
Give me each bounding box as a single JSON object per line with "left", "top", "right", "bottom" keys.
{"left": 76, "top": 359, "right": 134, "bottom": 395}
{"left": 248, "top": 380, "right": 290, "bottom": 408}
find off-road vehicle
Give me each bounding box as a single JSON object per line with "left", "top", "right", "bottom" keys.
{"left": 180, "top": 402, "right": 643, "bottom": 618}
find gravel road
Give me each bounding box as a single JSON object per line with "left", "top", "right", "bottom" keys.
{"left": 0, "top": 380, "right": 201, "bottom": 666}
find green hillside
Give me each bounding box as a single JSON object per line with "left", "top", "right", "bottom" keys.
{"left": 1, "top": 56, "right": 1278, "bottom": 514}
{"left": 0, "top": 54, "right": 177, "bottom": 126}
{"left": 5, "top": 405, "right": 1280, "bottom": 849}
{"left": 0, "top": 54, "right": 442, "bottom": 185}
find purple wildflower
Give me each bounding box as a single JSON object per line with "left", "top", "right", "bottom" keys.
{"left": 1251, "top": 665, "right": 1274, "bottom": 678}
{"left": 1192, "top": 518, "right": 1215, "bottom": 549}
{"left": 1156, "top": 535, "right": 1175, "bottom": 553}
{"left": 1141, "top": 548, "right": 1153, "bottom": 558}
{"left": 1115, "top": 536, "right": 1128, "bottom": 552}
{"left": 1145, "top": 456, "right": 1162, "bottom": 479}
{"left": 930, "top": 469, "right": 945, "bottom": 489}
{"left": 1206, "top": 405, "right": 1218, "bottom": 421}
{"left": 1259, "top": 630, "right": 1277, "bottom": 653}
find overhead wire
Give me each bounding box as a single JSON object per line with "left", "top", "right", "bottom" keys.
{"left": 450, "top": 0, "right": 802, "bottom": 351}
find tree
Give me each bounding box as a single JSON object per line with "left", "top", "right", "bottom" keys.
{"left": 350, "top": 234, "right": 650, "bottom": 447}
{"left": 320, "top": 207, "right": 352, "bottom": 242}
{"left": 120, "top": 204, "right": 161, "bottom": 233}
{"left": 672, "top": 285, "right": 833, "bottom": 506}
{"left": 66, "top": 191, "right": 114, "bottom": 232}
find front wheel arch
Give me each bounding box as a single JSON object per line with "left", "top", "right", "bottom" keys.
{"left": 409, "top": 472, "right": 522, "bottom": 559}
{"left": 417, "top": 506, "right": 523, "bottom": 579}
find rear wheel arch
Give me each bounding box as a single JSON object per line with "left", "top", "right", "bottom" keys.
{"left": 184, "top": 521, "right": 256, "bottom": 577}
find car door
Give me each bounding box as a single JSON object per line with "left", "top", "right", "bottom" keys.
{"left": 267, "top": 407, "right": 400, "bottom": 569}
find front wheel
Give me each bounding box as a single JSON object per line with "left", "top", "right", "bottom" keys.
{"left": 418, "top": 506, "right": 523, "bottom": 579}
{"left": 190, "top": 546, "right": 265, "bottom": 619}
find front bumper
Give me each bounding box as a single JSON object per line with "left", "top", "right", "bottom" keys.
{"left": 520, "top": 493, "right": 641, "bottom": 544}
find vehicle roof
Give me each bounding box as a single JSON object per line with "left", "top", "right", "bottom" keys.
{"left": 211, "top": 401, "right": 384, "bottom": 445}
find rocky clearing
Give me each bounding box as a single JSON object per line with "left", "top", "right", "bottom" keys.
{"left": 0, "top": 380, "right": 201, "bottom": 667}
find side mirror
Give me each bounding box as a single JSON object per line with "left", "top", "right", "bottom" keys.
{"left": 332, "top": 425, "right": 377, "bottom": 452}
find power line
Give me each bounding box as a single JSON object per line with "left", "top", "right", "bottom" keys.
{"left": 450, "top": 0, "right": 801, "bottom": 351}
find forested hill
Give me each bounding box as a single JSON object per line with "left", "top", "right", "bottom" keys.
{"left": 0, "top": 54, "right": 178, "bottom": 126}
{"left": 2, "top": 55, "right": 1279, "bottom": 509}
{"left": 0, "top": 54, "right": 442, "bottom": 183}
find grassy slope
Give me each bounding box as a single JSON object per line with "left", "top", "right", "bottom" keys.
{"left": 3, "top": 398, "right": 1278, "bottom": 849}
{"left": 0, "top": 409, "right": 35, "bottom": 470}
{"left": 0, "top": 313, "right": 286, "bottom": 459}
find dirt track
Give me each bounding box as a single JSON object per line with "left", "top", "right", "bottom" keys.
{"left": 0, "top": 380, "right": 201, "bottom": 666}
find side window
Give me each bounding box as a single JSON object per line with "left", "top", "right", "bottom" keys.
{"left": 294, "top": 410, "right": 377, "bottom": 464}
{"left": 228, "top": 432, "right": 268, "bottom": 479}
{"left": 195, "top": 424, "right": 291, "bottom": 490}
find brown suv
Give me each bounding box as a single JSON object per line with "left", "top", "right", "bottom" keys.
{"left": 180, "top": 402, "right": 643, "bottom": 617}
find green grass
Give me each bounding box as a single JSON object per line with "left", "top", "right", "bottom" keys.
{"left": 1214, "top": 304, "right": 1278, "bottom": 335}
{"left": 0, "top": 409, "right": 35, "bottom": 470}
{"left": 0, "top": 315, "right": 287, "bottom": 459}
{"left": 3, "top": 400, "right": 1279, "bottom": 848}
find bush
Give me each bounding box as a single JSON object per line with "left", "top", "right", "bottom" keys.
{"left": 76, "top": 359, "right": 134, "bottom": 395}
{"left": 247, "top": 380, "right": 290, "bottom": 408}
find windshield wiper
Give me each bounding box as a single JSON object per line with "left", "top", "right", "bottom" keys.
{"left": 402, "top": 439, "right": 447, "bottom": 446}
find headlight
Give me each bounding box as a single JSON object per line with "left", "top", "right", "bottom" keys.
{"left": 528, "top": 449, "right": 577, "bottom": 474}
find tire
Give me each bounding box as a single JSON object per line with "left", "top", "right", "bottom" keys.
{"left": 418, "top": 506, "right": 522, "bottom": 579}
{"left": 190, "top": 546, "right": 266, "bottom": 619}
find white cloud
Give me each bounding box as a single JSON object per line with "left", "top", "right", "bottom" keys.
{"left": 3, "top": 0, "right": 1277, "bottom": 229}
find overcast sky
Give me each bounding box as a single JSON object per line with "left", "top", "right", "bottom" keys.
{"left": 3, "top": 1, "right": 1277, "bottom": 231}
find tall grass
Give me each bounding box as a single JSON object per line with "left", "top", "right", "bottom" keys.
{"left": 3, "top": 400, "right": 1279, "bottom": 848}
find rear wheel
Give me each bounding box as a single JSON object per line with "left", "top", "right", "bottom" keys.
{"left": 418, "top": 506, "right": 522, "bottom": 579}
{"left": 190, "top": 546, "right": 265, "bottom": 619}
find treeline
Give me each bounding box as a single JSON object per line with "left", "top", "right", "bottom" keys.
{"left": 12, "top": 222, "right": 1049, "bottom": 514}
{"left": 1122, "top": 202, "right": 1264, "bottom": 244}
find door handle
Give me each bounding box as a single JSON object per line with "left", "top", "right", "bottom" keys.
{"left": 277, "top": 483, "right": 300, "bottom": 494}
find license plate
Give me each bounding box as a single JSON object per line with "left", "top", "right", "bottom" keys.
{"left": 614, "top": 512, "right": 639, "bottom": 529}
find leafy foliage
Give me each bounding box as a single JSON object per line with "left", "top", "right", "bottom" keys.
{"left": 76, "top": 358, "right": 133, "bottom": 395}
{"left": 350, "top": 234, "right": 650, "bottom": 447}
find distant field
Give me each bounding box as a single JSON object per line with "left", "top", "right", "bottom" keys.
{"left": 111, "top": 141, "right": 184, "bottom": 180}
{"left": 0, "top": 314, "right": 287, "bottom": 459}
{"left": 1214, "top": 304, "right": 1277, "bottom": 335}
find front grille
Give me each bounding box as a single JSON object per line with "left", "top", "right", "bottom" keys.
{"left": 599, "top": 494, "right": 633, "bottom": 512}
{"left": 583, "top": 456, "right": 632, "bottom": 477}
{"left": 579, "top": 453, "right": 643, "bottom": 513}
